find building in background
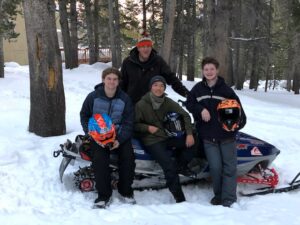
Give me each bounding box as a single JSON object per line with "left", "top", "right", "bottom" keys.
{"left": 3, "top": 7, "right": 111, "bottom": 65}
{"left": 3, "top": 12, "right": 28, "bottom": 65}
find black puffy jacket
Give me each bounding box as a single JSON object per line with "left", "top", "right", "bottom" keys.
{"left": 186, "top": 76, "right": 246, "bottom": 141}
{"left": 120, "top": 47, "right": 189, "bottom": 104}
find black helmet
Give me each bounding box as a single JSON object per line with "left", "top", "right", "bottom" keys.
{"left": 163, "top": 112, "right": 185, "bottom": 138}
{"left": 217, "top": 99, "right": 241, "bottom": 132}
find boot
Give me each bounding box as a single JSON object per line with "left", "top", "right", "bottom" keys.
{"left": 93, "top": 197, "right": 112, "bottom": 209}
{"left": 172, "top": 190, "right": 186, "bottom": 203}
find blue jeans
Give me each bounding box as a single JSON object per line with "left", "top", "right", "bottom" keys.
{"left": 204, "top": 139, "right": 237, "bottom": 203}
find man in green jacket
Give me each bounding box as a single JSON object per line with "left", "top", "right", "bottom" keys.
{"left": 135, "top": 75, "right": 196, "bottom": 203}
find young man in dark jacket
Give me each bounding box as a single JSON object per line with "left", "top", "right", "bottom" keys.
{"left": 80, "top": 67, "right": 135, "bottom": 208}
{"left": 120, "top": 34, "right": 189, "bottom": 104}
{"left": 135, "top": 75, "right": 196, "bottom": 203}
{"left": 186, "top": 57, "right": 246, "bottom": 207}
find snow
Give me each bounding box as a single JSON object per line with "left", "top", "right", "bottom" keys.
{"left": 1, "top": 62, "right": 300, "bottom": 225}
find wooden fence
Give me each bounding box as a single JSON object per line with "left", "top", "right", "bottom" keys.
{"left": 60, "top": 48, "right": 112, "bottom": 63}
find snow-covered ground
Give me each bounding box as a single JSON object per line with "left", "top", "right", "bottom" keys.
{"left": 1, "top": 62, "right": 300, "bottom": 225}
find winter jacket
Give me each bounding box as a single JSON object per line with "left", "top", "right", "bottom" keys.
{"left": 120, "top": 47, "right": 189, "bottom": 104}
{"left": 135, "top": 92, "right": 193, "bottom": 146}
{"left": 80, "top": 83, "right": 134, "bottom": 144}
{"left": 186, "top": 76, "right": 246, "bottom": 142}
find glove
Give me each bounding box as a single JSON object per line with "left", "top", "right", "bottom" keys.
{"left": 82, "top": 133, "right": 91, "bottom": 142}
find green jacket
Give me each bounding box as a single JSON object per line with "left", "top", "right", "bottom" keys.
{"left": 135, "top": 92, "right": 193, "bottom": 146}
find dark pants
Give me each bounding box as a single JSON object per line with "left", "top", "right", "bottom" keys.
{"left": 203, "top": 139, "right": 237, "bottom": 203}
{"left": 146, "top": 137, "right": 194, "bottom": 197}
{"left": 166, "top": 137, "right": 197, "bottom": 167}
{"left": 91, "top": 139, "right": 135, "bottom": 201}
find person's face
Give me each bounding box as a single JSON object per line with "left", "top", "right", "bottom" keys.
{"left": 137, "top": 45, "right": 152, "bottom": 61}
{"left": 203, "top": 63, "right": 218, "bottom": 81}
{"left": 151, "top": 81, "right": 165, "bottom": 97}
{"left": 103, "top": 73, "right": 119, "bottom": 90}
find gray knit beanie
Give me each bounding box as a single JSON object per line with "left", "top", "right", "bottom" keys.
{"left": 149, "top": 75, "right": 167, "bottom": 90}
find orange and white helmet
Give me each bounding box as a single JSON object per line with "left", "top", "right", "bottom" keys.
{"left": 217, "top": 99, "right": 241, "bottom": 132}
{"left": 88, "top": 113, "right": 116, "bottom": 148}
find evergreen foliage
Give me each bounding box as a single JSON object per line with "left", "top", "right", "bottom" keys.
{"left": 0, "top": 0, "right": 20, "bottom": 40}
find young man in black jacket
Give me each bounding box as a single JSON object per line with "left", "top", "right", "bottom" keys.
{"left": 120, "top": 34, "right": 189, "bottom": 104}
{"left": 80, "top": 67, "right": 136, "bottom": 208}
{"left": 186, "top": 57, "right": 246, "bottom": 207}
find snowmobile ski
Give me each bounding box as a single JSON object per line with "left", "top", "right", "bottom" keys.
{"left": 240, "top": 172, "right": 300, "bottom": 197}
{"left": 53, "top": 140, "right": 79, "bottom": 182}
{"left": 59, "top": 157, "right": 72, "bottom": 182}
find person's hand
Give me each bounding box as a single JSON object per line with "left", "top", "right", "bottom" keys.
{"left": 110, "top": 140, "right": 120, "bottom": 150}
{"left": 201, "top": 108, "right": 211, "bottom": 122}
{"left": 148, "top": 125, "right": 159, "bottom": 134}
{"left": 186, "top": 134, "right": 195, "bottom": 148}
{"left": 83, "top": 133, "right": 91, "bottom": 142}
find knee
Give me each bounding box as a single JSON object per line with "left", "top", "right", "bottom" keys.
{"left": 208, "top": 163, "right": 222, "bottom": 174}
{"left": 223, "top": 165, "right": 237, "bottom": 177}
{"left": 162, "top": 162, "right": 177, "bottom": 178}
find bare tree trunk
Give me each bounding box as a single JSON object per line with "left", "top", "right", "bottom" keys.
{"left": 108, "top": 0, "right": 117, "bottom": 67}
{"left": 248, "top": 1, "right": 262, "bottom": 91}
{"left": 93, "top": 0, "right": 99, "bottom": 63}
{"left": 160, "top": 0, "right": 176, "bottom": 64}
{"left": 230, "top": 0, "right": 241, "bottom": 89}
{"left": 69, "top": 0, "right": 78, "bottom": 68}
{"left": 203, "top": 0, "right": 232, "bottom": 84}
{"left": 113, "top": 0, "right": 122, "bottom": 67}
{"left": 169, "top": 0, "right": 183, "bottom": 76}
{"left": 249, "top": 45, "right": 259, "bottom": 90}
{"left": 84, "top": 0, "right": 97, "bottom": 64}
{"left": 0, "top": 35, "right": 4, "bottom": 78}
{"left": 263, "top": 0, "right": 273, "bottom": 92}
{"left": 186, "top": 0, "right": 195, "bottom": 81}
{"left": 292, "top": 32, "right": 300, "bottom": 94}
{"left": 169, "top": 45, "right": 177, "bottom": 75}
{"left": 59, "top": 0, "right": 72, "bottom": 69}
{"left": 0, "top": 0, "right": 5, "bottom": 78}
{"left": 176, "top": 0, "right": 184, "bottom": 80}
{"left": 23, "top": 0, "right": 66, "bottom": 137}
{"left": 293, "top": 64, "right": 300, "bottom": 94}
{"left": 142, "top": 0, "right": 146, "bottom": 32}
{"left": 149, "top": 0, "right": 159, "bottom": 45}
{"left": 286, "top": 1, "right": 300, "bottom": 94}
{"left": 286, "top": 47, "right": 293, "bottom": 91}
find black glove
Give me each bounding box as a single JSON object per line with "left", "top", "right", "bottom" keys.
{"left": 83, "top": 133, "right": 91, "bottom": 142}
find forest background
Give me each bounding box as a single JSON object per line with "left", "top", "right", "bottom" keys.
{"left": 0, "top": 0, "right": 299, "bottom": 137}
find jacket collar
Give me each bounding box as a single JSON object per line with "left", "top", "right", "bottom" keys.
{"left": 202, "top": 76, "right": 225, "bottom": 88}
{"left": 94, "top": 83, "right": 121, "bottom": 99}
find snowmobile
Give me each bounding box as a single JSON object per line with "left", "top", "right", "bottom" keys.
{"left": 53, "top": 131, "right": 300, "bottom": 196}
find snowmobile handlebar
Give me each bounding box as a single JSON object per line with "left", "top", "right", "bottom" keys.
{"left": 53, "top": 144, "right": 64, "bottom": 158}
{"left": 177, "top": 99, "right": 187, "bottom": 107}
